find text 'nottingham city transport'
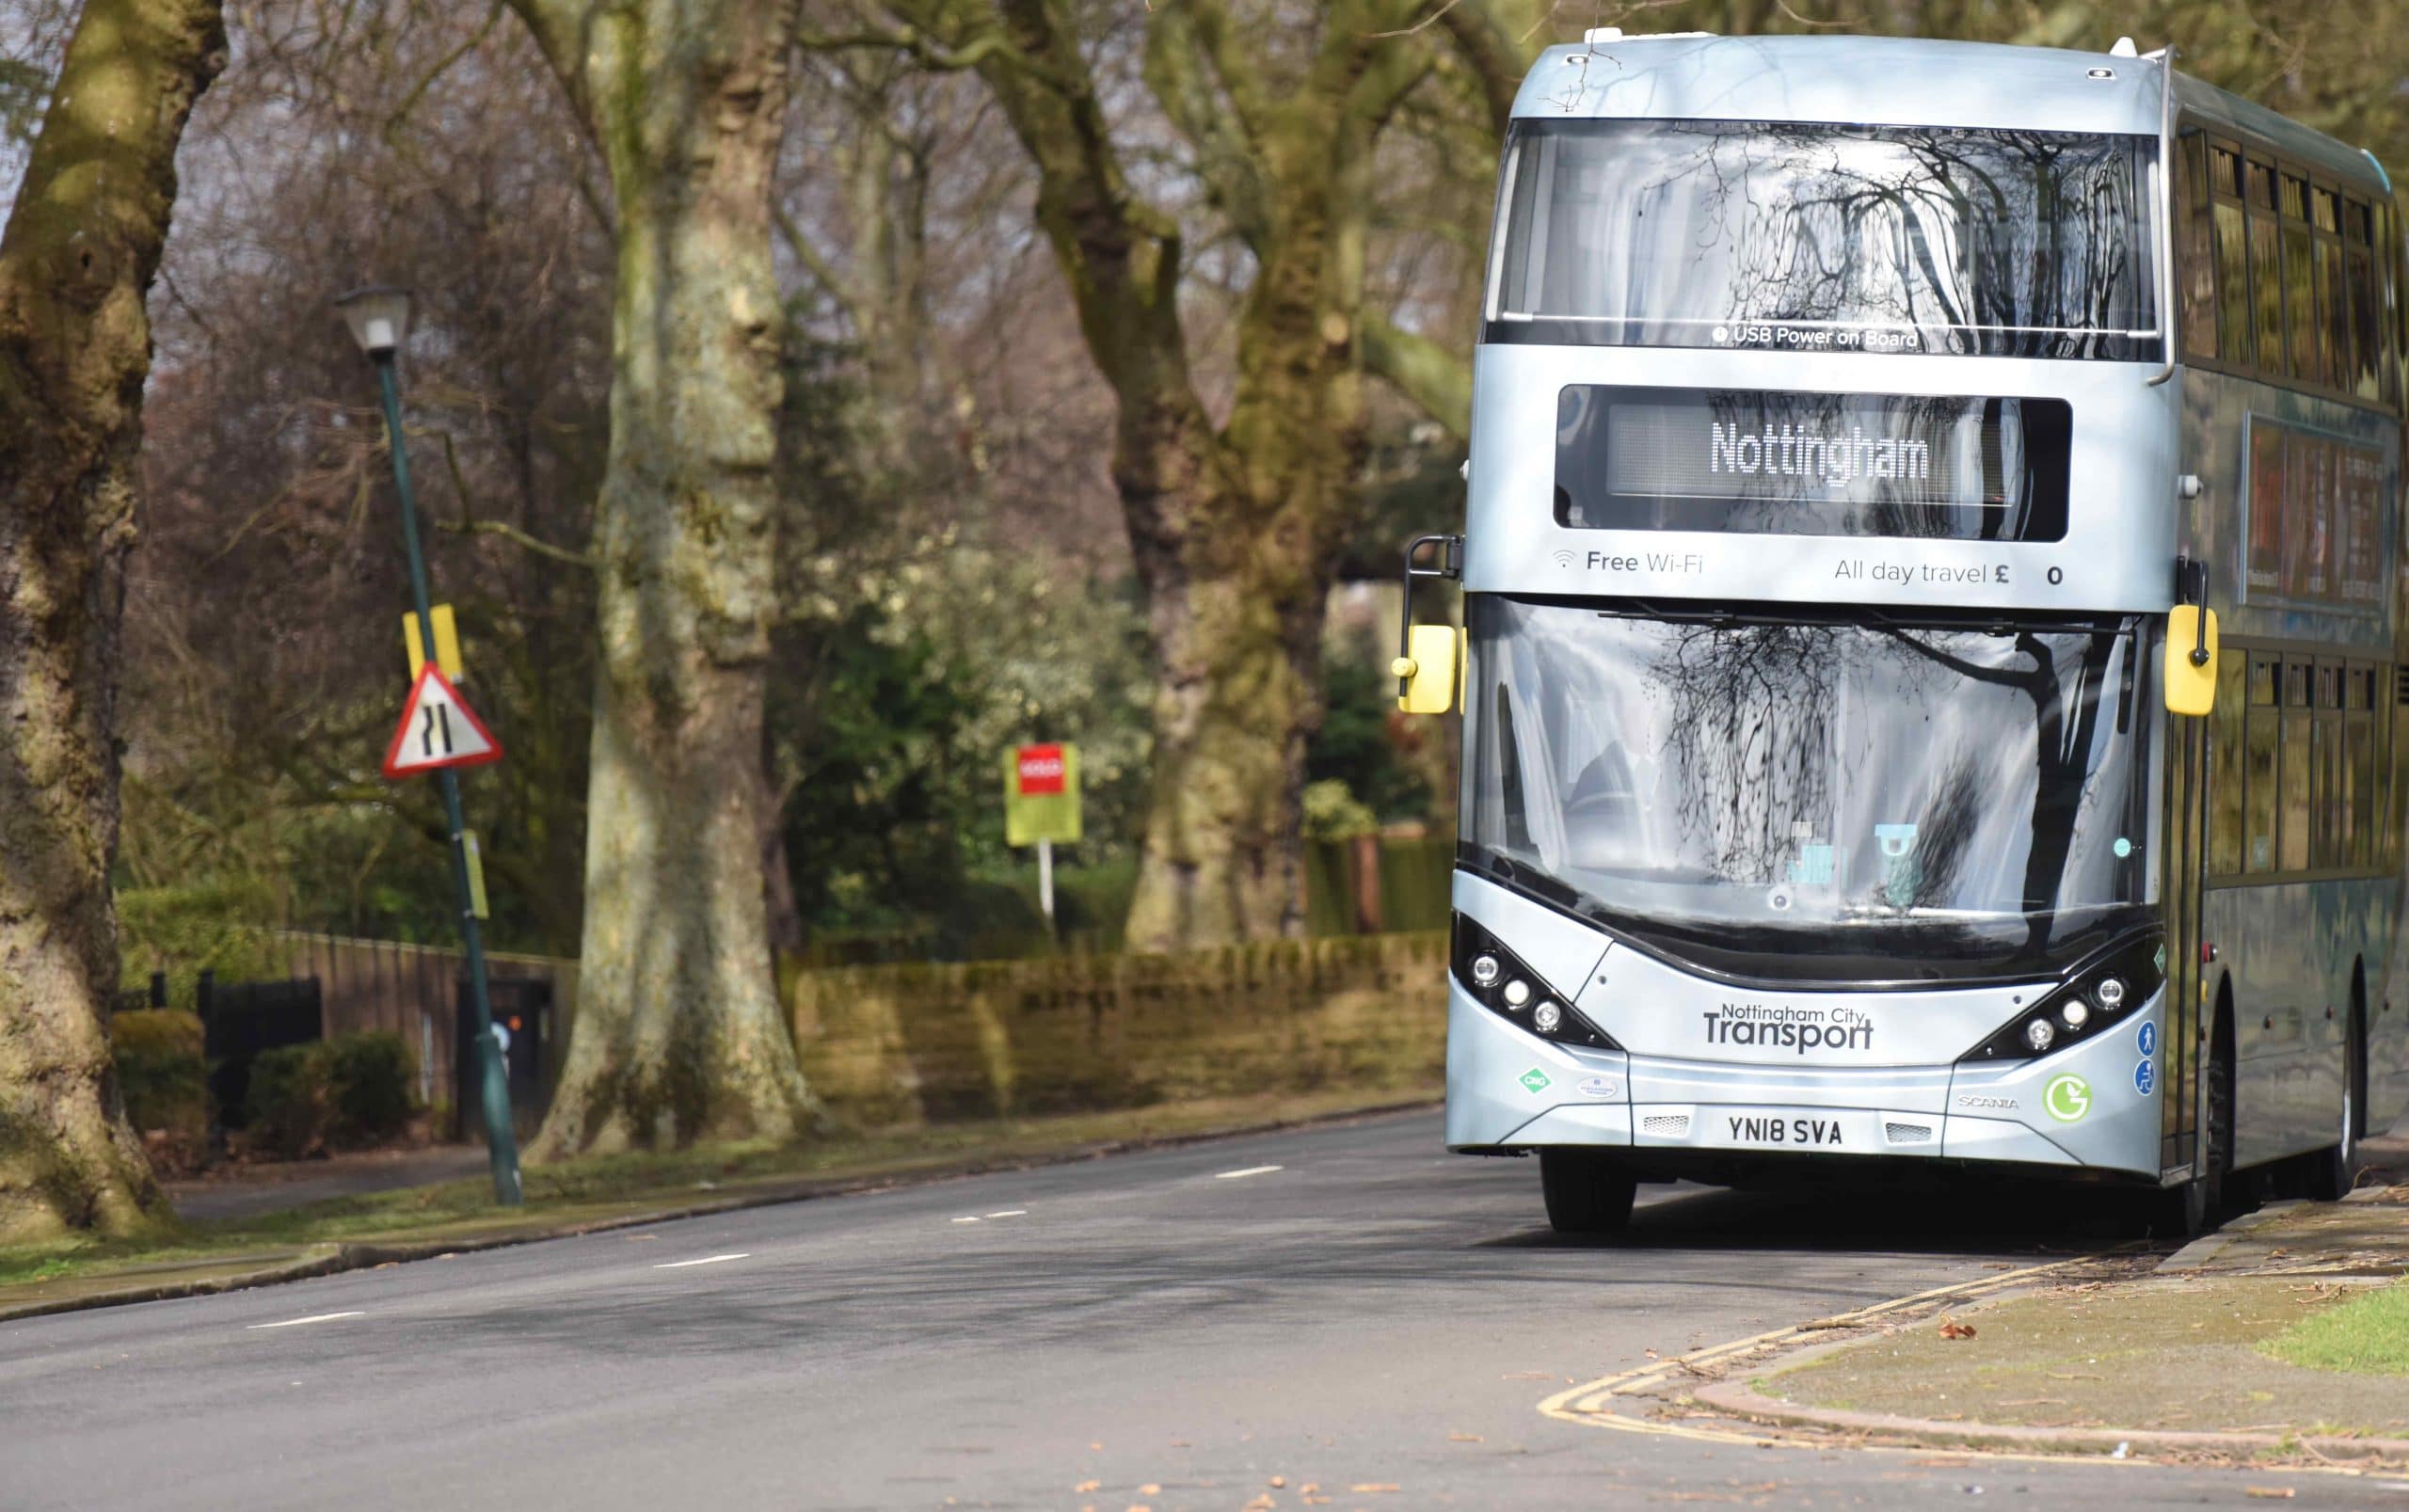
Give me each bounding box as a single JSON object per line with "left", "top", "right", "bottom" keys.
{"left": 1391, "top": 29, "right": 2409, "bottom": 1234}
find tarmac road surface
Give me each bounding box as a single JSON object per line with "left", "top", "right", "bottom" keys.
{"left": 0, "top": 1109, "right": 2371, "bottom": 1508}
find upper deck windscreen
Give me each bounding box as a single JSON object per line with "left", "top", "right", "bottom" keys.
{"left": 1489, "top": 119, "right": 2160, "bottom": 360}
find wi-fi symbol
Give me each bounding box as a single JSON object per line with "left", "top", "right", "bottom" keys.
{"left": 1551, "top": 549, "right": 1577, "bottom": 568}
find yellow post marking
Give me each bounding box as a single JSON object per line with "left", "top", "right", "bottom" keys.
{"left": 403, "top": 604, "right": 464, "bottom": 681}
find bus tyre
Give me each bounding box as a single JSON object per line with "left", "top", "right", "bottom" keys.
{"left": 2157, "top": 1028, "right": 2233, "bottom": 1240}
{"left": 2305, "top": 1006, "right": 2366, "bottom": 1202}
{"left": 1540, "top": 1150, "right": 1636, "bottom": 1234}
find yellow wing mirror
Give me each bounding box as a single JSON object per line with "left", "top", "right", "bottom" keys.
{"left": 1395, "top": 533, "right": 1463, "bottom": 715}
{"left": 1393, "top": 625, "right": 1462, "bottom": 715}
{"left": 2164, "top": 603, "right": 2219, "bottom": 716}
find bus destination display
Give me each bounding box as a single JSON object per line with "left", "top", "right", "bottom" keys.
{"left": 1555, "top": 385, "right": 2072, "bottom": 541}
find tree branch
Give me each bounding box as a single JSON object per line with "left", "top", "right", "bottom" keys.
{"left": 1362, "top": 314, "right": 1471, "bottom": 438}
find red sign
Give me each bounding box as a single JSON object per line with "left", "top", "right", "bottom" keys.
{"left": 1015, "top": 743, "right": 1066, "bottom": 796}
{"left": 381, "top": 664, "right": 503, "bottom": 779}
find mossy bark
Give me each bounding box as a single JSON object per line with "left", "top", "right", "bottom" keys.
{"left": 508, "top": 0, "right": 817, "bottom": 1154}
{"left": 0, "top": 0, "right": 226, "bottom": 1244}
{"left": 933, "top": 0, "right": 1427, "bottom": 951}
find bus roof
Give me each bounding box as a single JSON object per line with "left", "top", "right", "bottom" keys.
{"left": 1510, "top": 34, "right": 2385, "bottom": 192}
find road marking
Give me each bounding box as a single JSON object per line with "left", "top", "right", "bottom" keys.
{"left": 950, "top": 1217, "right": 981, "bottom": 1224}
{"left": 1537, "top": 1248, "right": 2153, "bottom": 1466}
{"left": 1215, "top": 1165, "right": 1284, "bottom": 1180}
{"left": 248, "top": 1312, "right": 364, "bottom": 1330}
{"left": 983, "top": 1210, "right": 1028, "bottom": 1218}
{"left": 654, "top": 1253, "right": 749, "bottom": 1269}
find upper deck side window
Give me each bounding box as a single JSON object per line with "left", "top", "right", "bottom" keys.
{"left": 2176, "top": 123, "right": 2399, "bottom": 411}
{"left": 1485, "top": 119, "right": 2159, "bottom": 360}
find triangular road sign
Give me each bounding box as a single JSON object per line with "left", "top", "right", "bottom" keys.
{"left": 382, "top": 664, "right": 503, "bottom": 779}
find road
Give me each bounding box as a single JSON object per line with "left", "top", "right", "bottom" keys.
{"left": 0, "top": 1110, "right": 2371, "bottom": 1509}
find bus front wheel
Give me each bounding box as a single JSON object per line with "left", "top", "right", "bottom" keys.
{"left": 2305, "top": 1002, "right": 2367, "bottom": 1202}
{"left": 1540, "top": 1150, "right": 1636, "bottom": 1234}
{"left": 2156, "top": 1018, "right": 2234, "bottom": 1240}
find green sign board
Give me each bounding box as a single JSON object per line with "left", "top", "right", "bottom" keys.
{"left": 1004, "top": 742, "right": 1081, "bottom": 847}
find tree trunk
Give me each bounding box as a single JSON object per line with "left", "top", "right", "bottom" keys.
{"left": 510, "top": 0, "right": 816, "bottom": 1154}
{"left": 0, "top": 0, "right": 227, "bottom": 1243}
{"left": 923, "top": 0, "right": 1414, "bottom": 953}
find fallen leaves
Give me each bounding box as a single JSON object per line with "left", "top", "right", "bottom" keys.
{"left": 2245, "top": 1489, "right": 2298, "bottom": 1500}
{"left": 1349, "top": 1485, "right": 1402, "bottom": 1494}
{"left": 1074, "top": 1482, "right": 1100, "bottom": 1494}
{"left": 1938, "top": 1320, "right": 1978, "bottom": 1340}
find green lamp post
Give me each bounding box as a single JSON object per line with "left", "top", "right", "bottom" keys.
{"left": 336, "top": 285, "right": 524, "bottom": 1206}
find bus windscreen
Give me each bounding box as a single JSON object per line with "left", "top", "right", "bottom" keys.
{"left": 1462, "top": 598, "right": 2154, "bottom": 982}
{"left": 1489, "top": 120, "right": 2159, "bottom": 360}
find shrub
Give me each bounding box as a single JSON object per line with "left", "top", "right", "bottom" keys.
{"left": 243, "top": 1032, "right": 417, "bottom": 1158}
{"left": 111, "top": 1009, "right": 208, "bottom": 1147}
{"left": 245, "top": 1043, "right": 331, "bottom": 1159}
{"left": 326, "top": 1032, "right": 415, "bottom": 1146}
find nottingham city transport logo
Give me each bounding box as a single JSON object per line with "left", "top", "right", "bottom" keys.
{"left": 1700, "top": 1002, "right": 1875, "bottom": 1057}
{"left": 2043, "top": 1074, "right": 2092, "bottom": 1123}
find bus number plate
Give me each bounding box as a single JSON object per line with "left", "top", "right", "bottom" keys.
{"left": 1724, "top": 1112, "right": 1847, "bottom": 1147}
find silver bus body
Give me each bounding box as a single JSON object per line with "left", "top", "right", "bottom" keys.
{"left": 1447, "top": 33, "right": 2408, "bottom": 1195}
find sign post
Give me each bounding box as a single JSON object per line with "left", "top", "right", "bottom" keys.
{"left": 1004, "top": 743, "right": 1080, "bottom": 938}
{"left": 341, "top": 286, "right": 523, "bottom": 1207}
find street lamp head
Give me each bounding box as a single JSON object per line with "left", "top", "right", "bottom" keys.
{"left": 334, "top": 285, "right": 414, "bottom": 358}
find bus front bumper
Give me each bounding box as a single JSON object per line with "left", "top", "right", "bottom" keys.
{"left": 1444, "top": 982, "right": 2163, "bottom": 1179}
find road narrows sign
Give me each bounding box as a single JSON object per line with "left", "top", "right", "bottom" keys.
{"left": 381, "top": 664, "right": 503, "bottom": 778}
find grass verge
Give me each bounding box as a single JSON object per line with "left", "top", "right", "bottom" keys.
{"left": 0, "top": 1086, "right": 1434, "bottom": 1304}
{"left": 1763, "top": 1274, "right": 2409, "bottom": 1439}
{"left": 2262, "top": 1279, "right": 2409, "bottom": 1376}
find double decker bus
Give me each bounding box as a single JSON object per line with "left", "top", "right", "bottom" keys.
{"left": 1395, "top": 31, "right": 2409, "bottom": 1233}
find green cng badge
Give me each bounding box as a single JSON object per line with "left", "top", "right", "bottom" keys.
{"left": 2043, "top": 1074, "right": 2092, "bottom": 1123}
{"left": 1520, "top": 1067, "right": 1553, "bottom": 1096}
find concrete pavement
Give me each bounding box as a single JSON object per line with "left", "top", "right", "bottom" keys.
{"left": 0, "top": 1110, "right": 2372, "bottom": 1508}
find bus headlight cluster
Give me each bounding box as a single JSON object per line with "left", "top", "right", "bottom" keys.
{"left": 1958, "top": 933, "right": 2166, "bottom": 1065}
{"left": 1451, "top": 914, "right": 1619, "bottom": 1052}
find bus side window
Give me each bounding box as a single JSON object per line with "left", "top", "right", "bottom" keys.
{"left": 2347, "top": 663, "right": 2377, "bottom": 869}
{"left": 2386, "top": 199, "right": 2404, "bottom": 409}
{"left": 2248, "top": 160, "right": 2285, "bottom": 378}
{"left": 2312, "top": 184, "right": 2347, "bottom": 392}
{"left": 2246, "top": 654, "right": 2280, "bottom": 873}
{"left": 2392, "top": 663, "right": 2409, "bottom": 871}
{"left": 2347, "top": 197, "right": 2383, "bottom": 402}
{"left": 2312, "top": 661, "right": 2341, "bottom": 870}
{"left": 2179, "top": 132, "right": 2218, "bottom": 362}
{"left": 2280, "top": 658, "right": 2313, "bottom": 872}
{"left": 2211, "top": 143, "right": 2253, "bottom": 368}
{"left": 2282, "top": 174, "right": 2319, "bottom": 383}
{"left": 2208, "top": 648, "right": 2246, "bottom": 875}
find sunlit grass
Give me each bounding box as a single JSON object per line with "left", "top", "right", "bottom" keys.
{"left": 2262, "top": 1281, "right": 2409, "bottom": 1376}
